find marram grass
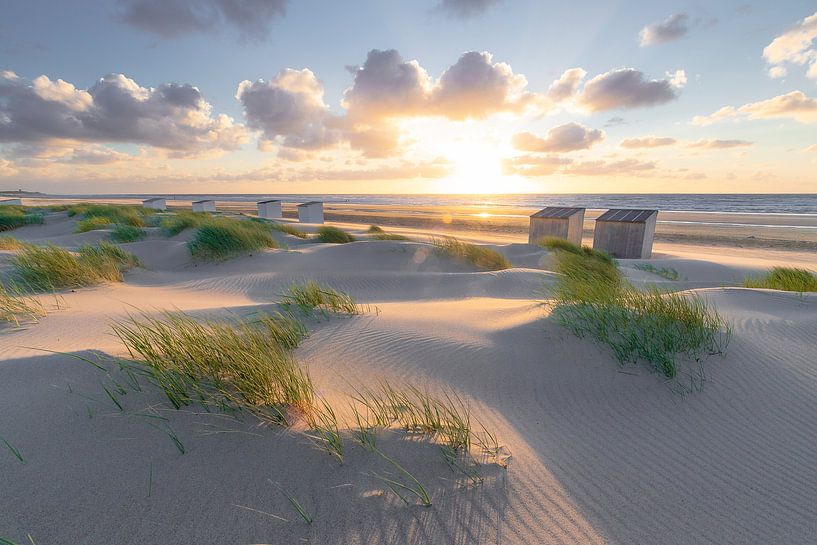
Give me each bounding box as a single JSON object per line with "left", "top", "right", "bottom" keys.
{"left": 314, "top": 226, "right": 355, "bottom": 243}
{"left": 11, "top": 242, "right": 139, "bottom": 290}
{"left": 0, "top": 235, "right": 24, "bottom": 250}
{"left": 110, "top": 224, "right": 147, "bottom": 243}
{"left": 430, "top": 236, "right": 511, "bottom": 271}
{"left": 281, "top": 281, "right": 362, "bottom": 316}
{"left": 157, "top": 211, "right": 212, "bottom": 236}
{"left": 743, "top": 267, "right": 817, "bottom": 293}
{"left": 549, "top": 246, "right": 729, "bottom": 379}
{"left": 269, "top": 222, "right": 309, "bottom": 239}
{"left": 67, "top": 203, "right": 151, "bottom": 227}
{"left": 0, "top": 282, "right": 46, "bottom": 326}
{"left": 0, "top": 206, "right": 44, "bottom": 232}
{"left": 188, "top": 217, "right": 278, "bottom": 260}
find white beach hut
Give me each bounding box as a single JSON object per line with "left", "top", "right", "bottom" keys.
{"left": 297, "top": 201, "right": 324, "bottom": 224}
{"left": 257, "top": 199, "right": 282, "bottom": 220}
{"left": 592, "top": 209, "right": 658, "bottom": 259}
{"left": 528, "top": 206, "right": 585, "bottom": 245}
{"left": 142, "top": 197, "right": 167, "bottom": 210}
{"left": 0, "top": 198, "right": 23, "bottom": 206}
{"left": 192, "top": 200, "right": 216, "bottom": 213}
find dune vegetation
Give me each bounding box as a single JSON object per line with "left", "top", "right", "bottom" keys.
{"left": 75, "top": 216, "right": 114, "bottom": 233}
{"left": 367, "top": 226, "right": 411, "bottom": 241}
{"left": 743, "top": 267, "right": 817, "bottom": 293}
{"left": 268, "top": 221, "right": 309, "bottom": 239}
{"left": 156, "top": 211, "right": 211, "bottom": 237}
{"left": 188, "top": 217, "right": 278, "bottom": 260}
{"left": 0, "top": 282, "right": 46, "bottom": 326}
{"left": 67, "top": 204, "right": 151, "bottom": 227}
{"left": 11, "top": 242, "right": 139, "bottom": 290}
{"left": 110, "top": 224, "right": 147, "bottom": 243}
{"left": 430, "top": 236, "right": 511, "bottom": 271}
{"left": 0, "top": 206, "right": 44, "bottom": 232}
{"left": 549, "top": 244, "right": 729, "bottom": 380}
{"left": 281, "top": 281, "right": 363, "bottom": 316}
{"left": 0, "top": 235, "right": 24, "bottom": 250}
{"left": 314, "top": 226, "right": 355, "bottom": 243}
{"left": 636, "top": 263, "right": 681, "bottom": 281}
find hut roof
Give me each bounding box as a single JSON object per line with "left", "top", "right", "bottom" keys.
{"left": 143, "top": 197, "right": 164, "bottom": 202}
{"left": 298, "top": 201, "right": 322, "bottom": 207}
{"left": 530, "top": 206, "right": 584, "bottom": 219}
{"left": 258, "top": 199, "right": 281, "bottom": 204}
{"left": 192, "top": 199, "right": 214, "bottom": 204}
{"left": 596, "top": 209, "right": 657, "bottom": 223}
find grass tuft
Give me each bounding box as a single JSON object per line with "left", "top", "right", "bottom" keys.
{"left": 156, "top": 211, "right": 211, "bottom": 236}
{"left": 742, "top": 267, "right": 817, "bottom": 293}
{"left": 272, "top": 481, "right": 313, "bottom": 524}
{"left": 636, "top": 263, "right": 681, "bottom": 281}
{"left": 268, "top": 222, "right": 309, "bottom": 239}
{"left": 281, "top": 281, "right": 362, "bottom": 316}
{"left": 11, "top": 242, "right": 139, "bottom": 290}
{"left": 370, "top": 233, "right": 412, "bottom": 241}
{"left": 314, "top": 226, "right": 355, "bottom": 243}
{"left": 0, "top": 282, "right": 46, "bottom": 326}
{"left": 549, "top": 247, "right": 729, "bottom": 379}
{"left": 188, "top": 218, "right": 278, "bottom": 260}
{"left": 0, "top": 206, "right": 44, "bottom": 232}
{"left": 537, "top": 237, "right": 614, "bottom": 264}
{"left": 367, "top": 225, "right": 385, "bottom": 233}
{"left": 430, "top": 236, "right": 511, "bottom": 271}
{"left": 110, "top": 224, "right": 147, "bottom": 243}
{"left": 67, "top": 204, "right": 151, "bottom": 227}
{"left": 0, "top": 235, "right": 24, "bottom": 250}
{"left": 75, "top": 216, "right": 113, "bottom": 233}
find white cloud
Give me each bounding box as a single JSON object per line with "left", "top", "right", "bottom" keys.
{"left": 693, "top": 91, "right": 817, "bottom": 125}
{"left": 577, "top": 68, "right": 680, "bottom": 112}
{"left": 763, "top": 10, "right": 817, "bottom": 81}
{"left": 512, "top": 123, "right": 604, "bottom": 153}
{"left": 639, "top": 13, "right": 691, "bottom": 46}
{"left": 620, "top": 136, "right": 677, "bottom": 148}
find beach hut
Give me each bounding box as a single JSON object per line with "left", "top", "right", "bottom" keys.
{"left": 257, "top": 199, "right": 282, "bottom": 220}
{"left": 192, "top": 200, "right": 216, "bottom": 213}
{"left": 0, "top": 198, "right": 23, "bottom": 206}
{"left": 592, "top": 209, "right": 658, "bottom": 259}
{"left": 528, "top": 206, "right": 585, "bottom": 245}
{"left": 297, "top": 201, "right": 324, "bottom": 224}
{"left": 142, "top": 197, "right": 166, "bottom": 210}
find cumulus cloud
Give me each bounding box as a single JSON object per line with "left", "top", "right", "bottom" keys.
{"left": 502, "top": 154, "right": 655, "bottom": 177}
{"left": 639, "top": 13, "right": 691, "bottom": 46}
{"left": 512, "top": 123, "right": 604, "bottom": 153}
{"left": 763, "top": 10, "right": 817, "bottom": 80}
{"left": 501, "top": 155, "right": 572, "bottom": 176}
{"left": 118, "top": 0, "right": 286, "bottom": 39}
{"left": 236, "top": 68, "right": 340, "bottom": 150}
{"left": 577, "top": 68, "right": 681, "bottom": 112}
{"left": 687, "top": 139, "right": 753, "bottom": 149}
{"left": 692, "top": 91, "right": 817, "bottom": 125}
{"left": 620, "top": 136, "right": 677, "bottom": 148}
{"left": 0, "top": 70, "right": 247, "bottom": 155}
{"left": 434, "top": 0, "right": 502, "bottom": 18}
{"left": 545, "top": 68, "right": 587, "bottom": 103}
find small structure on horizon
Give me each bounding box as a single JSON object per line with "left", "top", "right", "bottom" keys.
{"left": 257, "top": 199, "right": 282, "bottom": 220}
{"left": 297, "top": 201, "right": 324, "bottom": 224}
{"left": 142, "top": 197, "right": 167, "bottom": 210}
{"left": 0, "top": 198, "right": 23, "bottom": 206}
{"left": 593, "top": 209, "right": 658, "bottom": 259}
{"left": 528, "top": 206, "right": 585, "bottom": 245}
{"left": 192, "top": 200, "right": 216, "bottom": 213}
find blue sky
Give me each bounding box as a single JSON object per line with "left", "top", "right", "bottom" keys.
{"left": 1, "top": 1, "right": 816, "bottom": 193}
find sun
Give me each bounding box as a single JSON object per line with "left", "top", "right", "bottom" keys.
{"left": 440, "top": 141, "right": 506, "bottom": 193}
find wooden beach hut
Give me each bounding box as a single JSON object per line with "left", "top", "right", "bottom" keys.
{"left": 257, "top": 199, "right": 282, "bottom": 220}
{"left": 142, "top": 197, "right": 166, "bottom": 210}
{"left": 192, "top": 200, "right": 216, "bottom": 213}
{"left": 592, "top": 209, "right": 658, "bottom": 259}
{"left": 0, "top": 198, "right": 23, "bottom": 206}
{"left": 528, "top": 206, "right": 585, "bottom": 245}
{"left": 297, "top": 201, "right": 324, "bottom": 224}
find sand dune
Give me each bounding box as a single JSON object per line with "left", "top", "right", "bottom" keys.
{"left": 1, "top": 211, "right": 816, "bottom": 544}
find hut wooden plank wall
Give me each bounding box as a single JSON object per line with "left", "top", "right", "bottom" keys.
{"left": 192, "top": 200, "right": 216, "bottom": 213}
{"left": 297, "top": 201, "right": 324, "bottom": 224}
{"left": 528, "top": 206, "right": 585, "bottom": 245}
{"left": 257, "top": 199, "right": 282, "bottom": 219}
{"left": 592, "top": 209, "right": 658, "bottom": 259}
{"left": 142, "top": 198, "right": 166, "bottom": 210}
{"left": 0, "top": 198, "right": 23, "bottom": 206}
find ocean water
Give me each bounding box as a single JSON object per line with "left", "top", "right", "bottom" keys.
{"left": 57, "top": 193, "right": 817, "bottom": 215}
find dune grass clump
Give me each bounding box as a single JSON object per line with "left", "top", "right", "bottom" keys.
{"left": 11, "top": 242, "right": 139, "bottom": 290}
{"left": 281, "top": 281, "right": 362, "bottom": 316}
{"left": 549, "top": 246, "right": 729, "bottom": 379}
{"left": 111, "top": 311, "right": 314, "bottom": 422}
{"left": 314, "top": 226, "right": 355, "bottom": 243}
{"left": 110, "top": 224, "right": 147, "bottom": 243}
{"left": 157, "top": 211, "right": 211, "bottom": 237}
{"left": 742, "top": 267, "right": 817, "bottom": 293}
{"left": 0, "top": 282, "right": 46, "bottom": 326}
{"left": 537, "top": 237, "right": 613, "bottom": 264}
{"left": 367, "top": 225, "right": 385, "bottom": 233}
{"left": 75, "top": 216, "right": 113, "bottom": 233}
{"left": 430, "top": 236, "right": 511, "bottom": 271}
{"left": 367, "top": 225, "right": 411, "bottom": 241}
{"left": 68, "top": 204, "right": 150, "bottom": 227}
{"left": 0, "top": 206, "right": 44, "bottom": 232}
{"left": 268, "top": 222, "right": 309, "bottom": 239}
{"left": 188, "top": 218, "right": 278, "bottom": 260}
{"left": 636, "top": 263, "right": 681, "bottom": 281}
{"left": 0, "top": 235, "right": 24, "bottom": 250}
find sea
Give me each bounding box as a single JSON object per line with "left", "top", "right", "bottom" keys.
{"left": 53, "top": 193, "right": 817, "bottom": 215}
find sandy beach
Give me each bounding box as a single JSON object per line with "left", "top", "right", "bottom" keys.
{"left": 1, "top": 201, "right": 816, "bottom": 545}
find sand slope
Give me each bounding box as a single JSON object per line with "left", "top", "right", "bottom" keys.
{"left": 1, "top": 215, "right": 816, "bottom": 544}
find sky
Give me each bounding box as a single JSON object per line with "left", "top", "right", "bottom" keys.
{"left": 1, "top": 0, "right": 816, "bottom": 194}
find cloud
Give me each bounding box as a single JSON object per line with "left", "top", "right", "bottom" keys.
{"left": 692, "top": 91, "right": 817, "bottom": 125}
{"left": 763, "top": 10, "right": 817, "bottom": 80}
{"left": 434, "top": 0, "right": 502, "bottom": 18}
{"left": 545, "top": 68, "right": 587, "bottom": 102}
{"left": 512, "top": 123, "right": 604, "bottom": 153}
{"left": 563, "top": 158, "right": 656, "bottom": 176}
{"left": 805, "top": 144, "right": 817, "bottom": 152}
{"left": 502, "top": 154, "right": 656, "bottom": 177}
{"left": 0, "top": 70, "right": 247, "bottom": 155}
{"left": 118, "top": 0, "right": 286, "bottom": 39}
{"left": 620, "top": 136, "right": 677, "bottom": 148}
{"left": 501, "top": 155, "right": 572, "bottom": 176}
{"left": 639, "top": 13, "right": 691, "bottom": 46}
{"left": 576, "top": 68, "right": 681, "bottom": 112}
{"left": 236, "top": 68, "right": 340, "bottom": 150}
{"left": 687, "top": 139, "right": 753, "bottom": 149}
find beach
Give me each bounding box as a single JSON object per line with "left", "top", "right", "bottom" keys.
{"left": 1, "top": 199, "right": 816, "bottom": 545}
